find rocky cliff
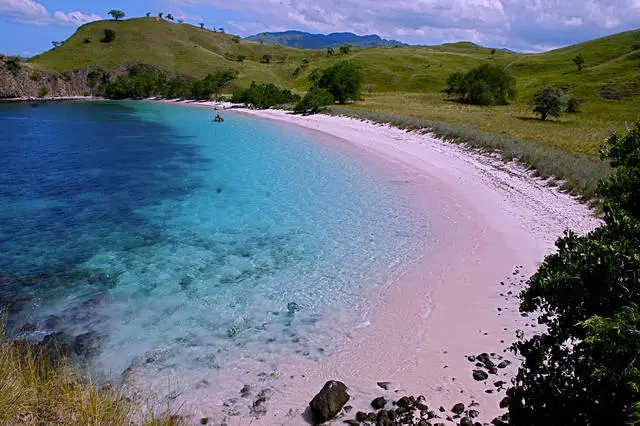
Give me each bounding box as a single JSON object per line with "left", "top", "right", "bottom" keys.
{"left": 0, "top": 55, "right": 90, "bottom": 99}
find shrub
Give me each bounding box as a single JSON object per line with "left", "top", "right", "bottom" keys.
{"left": 566, "top": 97, "right": 585, "bottom": 113}
{"left": 261, "top": 54, "right": 272, "bottom": 63}
{"left": 294, "top": 88, "right": 335, "bottom": 114}
{"left": 532, "top": 87, "right": 567, "bottom": 120}
{"left": 5, "top": 56, "right": 21, "bottom": 76}
{"left": 231, "top": 82, "right": 300, "bottom": 109}
{"left": 339, "top": 43, "right": 352, "bottom": 55}
{"left": 83, "top": 38, "right": 91, "bottom": 44}
{"left": 237, "top": 55, "right": 246, "bottom": 63}
{"left": 442, "top": 64, "right": 516, "bottom": 105}
{"left": 506, "top": 122, "right": 640, "bottom": 425}
{"left": 231, "top": 35, "right": 240, "bottom": 43}
{"left": 190, "top": 69, "right": 238, "bottom": 100}
{"left": 101, "top": 29, "right": 116, "bottom": 43}
{"left": 313, "top": 60, "right": 363, "bottom": 104}
{"left": 38, "top": 87, "right": 49, "bottom": 98}
{"left": 573, "top": 53, "right": 585, "bottom": 71}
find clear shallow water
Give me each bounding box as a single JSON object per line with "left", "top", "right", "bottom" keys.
{"left": 0, "top": 101, "right": 428, "bottom": 400}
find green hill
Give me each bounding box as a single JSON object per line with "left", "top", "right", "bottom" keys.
{"left": 25, "top": 17, "right": 640, "bottom": 156}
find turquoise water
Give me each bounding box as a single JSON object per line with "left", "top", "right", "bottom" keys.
{"left": 0, "top": 101, "right": 427, "bottom": 394}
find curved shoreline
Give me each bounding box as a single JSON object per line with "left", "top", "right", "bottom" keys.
{"left": 184, "top": 104, "right": 600, "bottom": 423}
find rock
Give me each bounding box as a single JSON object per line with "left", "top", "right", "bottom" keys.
{"left": 497, "top": 360, "right": 511, "bottom": 369}
{"left": 240, "top": 384, "right": 250, "bottom": 396}
{"left": 371, "top": 397, "right": 387, "bottom": 409}
{"left": 499, "top": 396, "right": 510, "bottom": 409}
{"left": 355, "top": 411, "right": 368, "bottom": 422}
{"left": 377, "top": 381, "right": 391, "bottom": 390}
{"left": 494, "top": 381, "right": 506, "bottom": 388}
{"left": 344, "top": 405, "right": 352, "bottom": 413}
{"left": 200, "top": 417, "right": 208, "bottom": 425}
{"left": 472, "top": 370, "right": 489, "bottom": 381}
{"left": 396, "top": 396, "right": 412, "bottom": 408}
{"left": 367, "top": 412, "right": 377, "bottom": 421}
{"left": 39, "top": 332, "right": 74, "bottom": 364}
{"left": 460, "top": 418, "right": 473, "bottom": 426}
{"left": 73, "top": 331, "right": 103, "bottom": 358}
{"left": 468, "top": 409, "right": 479, "bottom": 418}
{"left": 20, "top": 323, "right": 38, "bottom": 333}
{"left": 451, "top": 403, "right": 465, "bottom": 414}
{"left": 343, "top": 421, "right": 359, "bottom": 425}
{"left": 309, "top": 380, "right": 350, "bottom": 423}
{"left": 467, "top": 355, "right": 476, "bottom": 362}
{"left": 287, "top": 302, "right": 300, "bottom": 314}
{"left": 439, "top": 406, "right": 445, "bottom": 412}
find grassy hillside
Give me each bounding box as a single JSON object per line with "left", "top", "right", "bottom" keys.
{"left": 27, "top": 17, "right": 640, "bottom": 156}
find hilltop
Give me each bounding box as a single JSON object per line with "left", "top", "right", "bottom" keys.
{"left": 8, "top": 17, "right": 640, "bottom": 156}
{"left": 245, "top": 30, "right": 406, "bottom": 49}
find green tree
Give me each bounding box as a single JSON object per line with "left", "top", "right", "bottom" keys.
{"left": 442, "top": 64, "right": 516, "bottom": 105}
{"left": 191, "top": 69, "right": 238, "bottom": 100}
{"left": 261, "top": 54, "right": 272, "bottom": 63}
{"left": 108, "top": 9, "right": 125, "bottom": 21}
{"left": 230, "top": 82, "right": 300, "bottom": 109}
{"left": 158, "top": 12, "right": 164, "bottom": 18}
{"left": 145, "top": 12, "right": 151, "bottom": 17}
{"left": 327, "top": 47, "right": 335, "bottom": 56}
{"left": 506, "top": 122, "right": 640, "bottom": 425}
{"left": 314, "top": 60, "right": 363, "bottom": 104}
{"left": 339, "top": 43, "right": 352, "bottom": 55}
{"left": 573, "top": 53, "right": 585, "bottom": 71}
{"left": 532, "top": 87, "right": 567, "bottom": 120}
{"left": 5, "top": 56, "right": 21, "bottom": 76}
{"left": 566, "top": 97, "right": 585, "bottom": 113}
{"left": 166, "top": 13, "right": 174, "bottom": 21}
{"left": 101, "top": 29, "right": 116, "bottom": 43}
{"left": 294, "top": 88, "right": 335, "bottom": 114}
{"left": 199, "top": 22, "right": 205, "bottom": 29}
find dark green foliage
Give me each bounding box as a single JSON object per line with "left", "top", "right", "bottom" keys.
{"left": 339, "top": 43, "right": 352, "bottom": 55}
{"left": 5, "top": 56, "right": 21, "bottom": 76}
{"left": 566, "top": 97, "right": 585, "bottom": 113}
{"left": 38, "top": 87, "right": 49, "bottom": 98}
{"left": 108, "top": 9, "right": 125, "bottom": 21}
{"left": 230, "top": 82, "right": 300, "bottom": 109}
{"left": 231, "top": 35, "right": 240, "bottom": 43}
{"left": 313, "top": 60, "right": 363, "bottom": 104}
{"left": 101, "top": 29, "right": 116, "bottom": 43}
{"left": 83, "top": 38, "right": 91, "bottom": 44}
{"left": 294, "top": 88, "right": 334, "bottom": 114}
{"left": 327, "top": 47, "right": 335, "bottom": 56}
{"left": 166, "top": 14, "right": 174, "bottom": 21}
{"left": 507, "top": 123, "right": 640, "bottom": 425}
{"left": 261, "top": 54, "right": 272, "bottom": 64}
{"left": 87, "top": 67, "right": 108, "bottom": 89}
{"left": 442, "top": 64, "right": 516, "bottom": 105}
{"left": 190, "top": 69, "right": 238, "bottom": 99}
{"left": 533, "top": 87, "right": 567, "bottom": 120}
{"left": 573, "top": 53, "right": 585, "bottom": 71}
{"left": 237, "top": 55, "right": 246, "bottom": 63}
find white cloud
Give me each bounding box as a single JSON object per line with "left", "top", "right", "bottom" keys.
{"left": 0, "top": 0, "right": 101, "bottom": 26}
{"left": 169, "top": 0, "right": 640, "bottom": 50}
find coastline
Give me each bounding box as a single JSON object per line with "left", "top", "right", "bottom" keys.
{"left": 0, "top": 95, "right": 97, "bottom": 103}
{"left": 155, "top": 101, "right": 600, "bottom": 423}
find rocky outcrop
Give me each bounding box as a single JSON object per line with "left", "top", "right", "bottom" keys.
{"left": 0, "top": 55, "right": 91, "bottom": 98}
{"left": 309, "top": 380, "right": 350, "bottom": 423}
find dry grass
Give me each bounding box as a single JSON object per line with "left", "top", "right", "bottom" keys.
{"left": 0, "top": 316, "right": 186, "bottom": 425}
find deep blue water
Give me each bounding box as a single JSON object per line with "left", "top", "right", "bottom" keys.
{"left": 0, "top": 101, "right": 427, "bottom": 398}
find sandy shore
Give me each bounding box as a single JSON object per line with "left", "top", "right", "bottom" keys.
{"left": 141, "top": 100, "right": 601, "bottom": 424}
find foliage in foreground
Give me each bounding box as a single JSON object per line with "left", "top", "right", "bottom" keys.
{"left": 506, "top": 123, "right": 640, "bottom": 425}
{"left": 0, "top": 318, "right": 186, "bottom": 425}
{"left": 230, "top": 81, "right": 300, "bottom": 109}
{"left": 443, "top": 64, "right": 516, "bottom": 105}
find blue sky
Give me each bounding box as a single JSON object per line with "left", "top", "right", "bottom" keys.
{"left": 1, "top": 0, "right": 639, "bottom": 56}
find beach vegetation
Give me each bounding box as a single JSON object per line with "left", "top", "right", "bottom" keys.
{"left": 190, "top": 69, "right": 238, "bottom": 99}
{"left": 442, "top": 64, "right": 516, "bottom": 105}
{"left": 101, "top": 28, "right": 116, "bottom": 43}
{"left": 532, "top": 86, "right": 567, "bottom": 120}
{"left": 294, "top": 87, "right": 335, "bottom": 114}
{"left": 230, "top": 81, "right": 300, "bottom": 109}
{"left": 108, "top": 9, "right": 125, "bottom": 21}
{"left": 5, "top": 56, "right": 21, "bottom": 75}
{"left": 38, "top": 87, "right": 49, "bottom": 97}
{"left": 313, "top": 60, "right": 363, "bottom": 104}
{"left": 573, "top": 53, "right": 585, "bottom": 71}
{"left": 506, "top": 122, "right": 640, "bottom": 425}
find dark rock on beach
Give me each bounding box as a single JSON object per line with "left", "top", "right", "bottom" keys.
{"left": 451, "top": 403, "right": 465, "bottom": 414}
{"left": 371, "top": 397, "right": 387, "bottom": 409}
{"left": 377, "top": 381, "right": 391, "bottom": 390}
{"left": 309, "top": 380, "right": 350, "bottom": 423}
{"left": 472, "top": 370, "right": 488, "bottom": 381}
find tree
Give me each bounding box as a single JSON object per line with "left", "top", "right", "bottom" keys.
{"left": 490, "top": 48, "right": 496, "bottom": 57}
{"left": 51, "top": 41, "right": 62, "bottom": 48}
{"left": 191, "top": 69, "right": 238, "bottom": 100}
{"left": 566, "top": 97, "right": 585, "bottom": 113}
{"left": 294, "top": 88, "right": 335, "bottom": 114}
{"left": 108, "top": 9, "right": 125, "bottom": 21}
{"left": 6, "top": 56, "right": 21, "bottom": 76}
{"left": 199, "top": 22, "right": 205, "bottom": 29}
{"left": 442, "top": 64, "right": 516, "bottom": 105}
{"left": 532, "top": 86, "right": 567, "bottom": 120}
{"left": 218, "top": 28, "right": 224, "bottom": 33}
{"left": 339, "top": 43, "right": 352, "bottom": 55}
{"left": 327, "top": 47, "right": 335, "bottom": 56}
{"left": 237, "top": 55, "right": 246, "bottom": 63}
{"left": 313, "top": 60, "right": 363, "bottom": 104}
{"left": 505, "top": 122, "right": 640, "bottom": 425}
{"left": 146, "top": 12, "right": 151, "bottom": 17}
{"left": 166, "top": 13, "right": 174, "bottom": 21}
{"left": 158, "top": 12, "right": 164, "bottom": 18}
{"left": 101, "top": 29, "right": 116, "bottom": 43}
{"left": 261, "top": 54, "right": 272, "bottom": 64}
{"left": 573, "top": 53, "right": 585, "bottom": 71}
{"left": 230, "top": 82, "right": 300, "bottom": 109}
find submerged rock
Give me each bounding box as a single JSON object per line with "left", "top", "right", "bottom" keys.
{"left": 73, "top": 331, "right": 103, "bottom": 358}
{"left": 309, "top": 380, "right": 350, "bottom": 423}
{"left": 39, "top": 332, "right": 74, "bottom": 364}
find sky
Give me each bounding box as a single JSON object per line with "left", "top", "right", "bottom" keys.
{"left": 0, "top": 0, "right": 639, "bottom": 56}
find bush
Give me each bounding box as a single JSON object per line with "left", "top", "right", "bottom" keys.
{"left": 230, "top": 82, "right": 300, "bottom": 109}
{"left": 506, "top": 122, "right": 640, "bottom": 425}
{"left": 313, "top": 60, "right": 363, "bottom": 104}
{"left": 294, "top": 88, "right": 334, "bottom": 114}
{"left": 101, "top": 29, "right": 116, "bottom": 43}
{"left": 190, "top": 69, "right": 238, "bottom": 100}
{"left": 566, "top": 97, "right": 585, "bottom": 113}
{"left": 5, "top": 56, "right": 21, "bottom": 76}
{"left": 38, "top": 87, "right": 49, "bottom": 98}
{"left": 261, "top": 54, "right": 272, "bottom": 64}
{"left": 532, "top": 86, "right": 567, "bottom": 120}
{"left": 442, "top": 64, "right": 516, "bottom": 105}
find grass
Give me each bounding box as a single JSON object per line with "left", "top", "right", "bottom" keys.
{"left": 0, "top": 317, "right": 186, "bottom": 425}
{"left": 328, "top": 107, "right": 612, "bottom": 200}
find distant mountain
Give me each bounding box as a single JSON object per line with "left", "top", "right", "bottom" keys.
{"left": 245, "top": 30, "right": 407, "bottom": 49}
